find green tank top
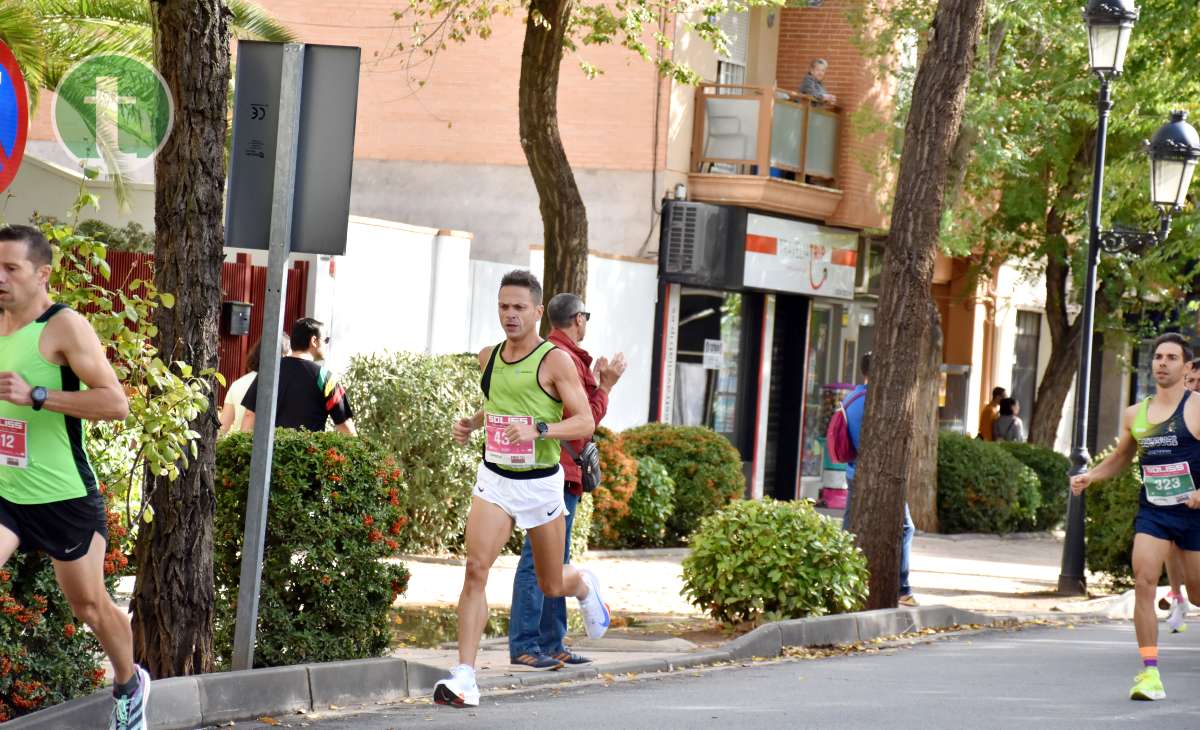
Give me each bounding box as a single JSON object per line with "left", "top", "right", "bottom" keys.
{"left": 482, "top": 340, "right": 563, "bottom": 472}
{"left": 0, "top": 305, "right": 98, "bottom": 504}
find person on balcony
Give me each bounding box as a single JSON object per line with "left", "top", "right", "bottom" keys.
{"left": 799, "top": 58, "right": 837, "bottom": 106}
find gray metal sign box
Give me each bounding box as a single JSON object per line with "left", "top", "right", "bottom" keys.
{"left": 225, "top": 41, "right": 360, "bottom": 255}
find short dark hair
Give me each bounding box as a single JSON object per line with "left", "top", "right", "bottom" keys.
{"left": 1154, "top": 332, "right": 1194, "bottom": 362}
{"left": 1190, "top": 357, "right": 1200, "bottom": 371}
{"left": 499, "top": 269, "right": 543, "bottom": 305}
{"left": 290, "top": 317, "right": 324, "bottom": 352}
{"left": 860, "top": 351, "right": 871, "bottom": 377}
{"left": 0, "top": 225, "right": 52, "bottom": 268}
{"left": 999, "top": 397, "right": 1017, "bottom": 416}
{"left": 992, "top": 386, "right": 1007, "bottom": 401}
{"left": 547, "top": 292, "right": 584, "bottom": 328}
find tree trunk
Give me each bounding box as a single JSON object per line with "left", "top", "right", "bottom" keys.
{"left": 1027, "top": 132, "right": 1095, "bottom": 449}
{"left": 130, "top": 0, "right": 231, "bottom": 678}
{"left": 850, "top": 0, "right": 986, "bottom": 610}
{"left": 518, "top": 0, "right": 588, "bottom": 326}
{"left": 906, "top": 325, "right": 942, "bottom": 533}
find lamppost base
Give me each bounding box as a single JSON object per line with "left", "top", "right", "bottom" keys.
{"left": 1057, "top": 575, "right": 1087, "bottom": 596}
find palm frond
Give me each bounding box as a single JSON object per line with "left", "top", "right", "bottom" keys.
{"left": 0, "top": 4, "right": 48, "bottom": 108}
{"left": 228, "top": 0, "right": 296, "bottom": 43}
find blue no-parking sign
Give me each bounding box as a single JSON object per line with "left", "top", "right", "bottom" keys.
{"left": 0, "top": 42, "right": 28, "bottom": 194}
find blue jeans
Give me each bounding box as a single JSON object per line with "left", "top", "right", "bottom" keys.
{"left": 509, "top": 490, "right": 579, "bottom": 659}
{"left": 842, "top": 474, "right": 914, "bottom": 597}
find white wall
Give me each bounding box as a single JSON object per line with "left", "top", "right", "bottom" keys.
{"left": 991, "top": 261, "right": 1074, "bottom": 453}
{"left": 3, "top": 152, "right": 155, "bottom": 228}
{"left": 470, "top": 251, "right": 658, "bottom": 432}
{"left": 308, "top": 216, "right": 473, "bottom": 373}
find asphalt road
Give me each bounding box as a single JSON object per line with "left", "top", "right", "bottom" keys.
{"left": 228, "top": 620, "right": 1200, "bottom": 729}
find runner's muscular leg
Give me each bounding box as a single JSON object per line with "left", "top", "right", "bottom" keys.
{"left": 1177, "top": 546, "right": 1200, "bottom": 608}
{"left": 1132, "top": 533, "right": 1173, "bottom": 650}
{"left": 0, "top": 524, "right": 17, "bottom": 567}
{"left": 527, "top": 516, "right": 585, "bottom": 599}
{"left": 53, "top": 532, "right": 134, "bottom": 683}
{"left": 458, "top": 496, "right": 514, "bottom": 667}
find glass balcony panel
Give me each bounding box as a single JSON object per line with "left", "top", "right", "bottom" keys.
{"left": 770, "top": 101, "right": 805, "bottom": 171}
{"left": 703, "top": 97, "right": 759, "bottom": 166}
{"left": 805, "top": 110, "right": 838, "bottom": 179}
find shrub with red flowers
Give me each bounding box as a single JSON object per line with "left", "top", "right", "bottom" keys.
{"left": 213, "top": 431, "right": 411, "bottom": 668}
{"left": 588, "top": 426, "right": 639, "bottom": 548}
{"left": 0, "top": 489, "right": 125, "bottom": 722}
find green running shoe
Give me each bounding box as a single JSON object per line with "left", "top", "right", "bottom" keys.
{"left": 1130, "top": 667, "right": 1166, "bottom": 701}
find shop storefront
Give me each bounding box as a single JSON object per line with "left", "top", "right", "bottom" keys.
{"left": 649, "top": 201, "right": 870, "bottom": 501}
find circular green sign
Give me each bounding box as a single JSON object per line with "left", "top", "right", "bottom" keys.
{"left": 52, "top": 54, "right": 173, "bottom": 172}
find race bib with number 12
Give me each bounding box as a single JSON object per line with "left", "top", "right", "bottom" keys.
{"left": 0, "top": 418, "right": 28, "bottom": 469}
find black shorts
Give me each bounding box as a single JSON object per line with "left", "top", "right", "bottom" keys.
{"left": 0, "top": 492, "right": 108, "bottom": 561}
{"left": 1134, "top": 506, "right": 1200, "bottom": 551}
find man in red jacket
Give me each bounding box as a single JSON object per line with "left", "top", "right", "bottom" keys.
{"left": 508, "top": 292, "right": 626, "bottom": 669}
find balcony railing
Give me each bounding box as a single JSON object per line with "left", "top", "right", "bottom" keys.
{"left": 690, "top": 83, "right": 840, "bottom": 188}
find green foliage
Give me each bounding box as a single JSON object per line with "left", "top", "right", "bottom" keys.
{"left": 75, "top": 219, "right": 154, "bottom": 253}
{"left": 343, "top": 351, "right": 484, "bottom": 554}
{"left": 609, "top": 456, "right": 676, "bottom": 549}
{"left": 936, "top": 432, "right": 1041, "bottom": 534}
{"left": 622, "top": 423, "right": 745, "bottom": 543}
{"left": 0, "top": 490, "right": 124, "bottom": 721}
{"left": 588, "top": 426, "right": 638, "bottom": 548}
{"left": 681, "top": 498, "right": 868, "bottom": 624}
{"left": 998, "top": 441, "right": 1070, "bottom": 531}
{"left": 857, "top": 1, "right": 1200, "bottom": 356}
{"left": 1084, "top": 445, "right": 1141, "bottom": 591}
{"left": 213, "top": 432, "right": 411, "bottom": 668}
{"left": 43, "top": 215, "right": 214, "bottom": 553}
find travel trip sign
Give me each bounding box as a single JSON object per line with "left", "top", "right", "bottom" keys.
{"left": 0, "top": 41, "right": 29, "bottom": 194}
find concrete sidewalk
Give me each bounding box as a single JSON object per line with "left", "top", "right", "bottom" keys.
{"left": 386, "top": 528, "right": 1099, "bottom": 688}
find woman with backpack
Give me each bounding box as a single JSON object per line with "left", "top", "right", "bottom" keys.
{"left": 994, "top": 397, "right": 1027, "bottom": 443}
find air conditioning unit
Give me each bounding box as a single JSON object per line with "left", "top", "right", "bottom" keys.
{"left": 659, "top": 201, "right": 741, "bottom": 288}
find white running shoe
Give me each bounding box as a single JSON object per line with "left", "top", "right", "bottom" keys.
{"left": 433, "top": 664, "right": 480, "bottom": 708}
{"left": 1167, "top": 595, "right": 1188, "bottom": 634}
{"left": 578, "top": 569, "right": 611, "bottom": 640}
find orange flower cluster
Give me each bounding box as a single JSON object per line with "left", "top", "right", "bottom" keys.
{"left": 362, "top": 514, "right": 375, "bottom": 527}
{"left": 7, "top": 678, "right": 46, "bottom": 711}
{"left": 389, "top": 516, "right": 407, "bottom": 535}
{"left": 0, "top": 593, "right": 45, "bottom": 626}
{"left": 103, "top": 546, "right": 128, "bottom": 577}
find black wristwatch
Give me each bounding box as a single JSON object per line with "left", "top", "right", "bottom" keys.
{"left": 30, "top": 386, "right": 48, "bottom": 411}
{"left": 536, "top": 421, "right": 550, "bottom": 440}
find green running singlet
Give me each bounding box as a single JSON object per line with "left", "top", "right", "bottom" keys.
{"left": 0, "top": 304, "right": 99, "bottom": 504}
{"left": 481, "top": 340, "right": 563, "bottom": 472}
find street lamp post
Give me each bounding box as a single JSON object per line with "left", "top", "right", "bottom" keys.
{"left": 1058, "top": 0, "right": 1200, "bottom": 595}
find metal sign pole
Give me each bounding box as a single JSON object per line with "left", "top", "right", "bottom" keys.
{"left": 231, "top": 43, "right": 305, "bottom": 671}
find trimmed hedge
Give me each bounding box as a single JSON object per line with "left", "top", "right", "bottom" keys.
{"left": 622, "top": 424, "right": 744, "bottom": 543}
{"left": 588, "top": 426, "right": 638, "bottom": 547}
{"left": 611, "top": 456, "right": 677, "bottom": 548}
{"left": 937, "top": 432, "right": 1041, "bottom": 534}
{"left": 214, "top": 431, "right": 411, "bottom": 668}
{"left": 1083, "top": 446, "right": 1141, "bottom": 591}
{"left": 681, "top": 498, "right": 868, "bottom": 623}
{"left": 998, "top": 442, "right": 1070, "bottom": 531}
{"left": 343, "top": 351, "right": 484, "bottom": 554}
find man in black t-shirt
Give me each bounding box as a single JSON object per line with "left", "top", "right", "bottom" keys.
{"left": 241, "top": 317, "right": 356, "bottom": 434}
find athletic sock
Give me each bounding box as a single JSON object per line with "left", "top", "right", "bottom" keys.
{"left": 1168, "top": 591, "right": 1183, "bottom": 602}
{"left": 1139, "top": 646, "right": 1158, "bottom": 669}
{"left": 113, "top": 671, "right": 140, "bottom": 698}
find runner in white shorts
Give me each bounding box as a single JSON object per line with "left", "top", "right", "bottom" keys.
{"left": 435, "top": 270, "right": 610, "bottom": 709}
